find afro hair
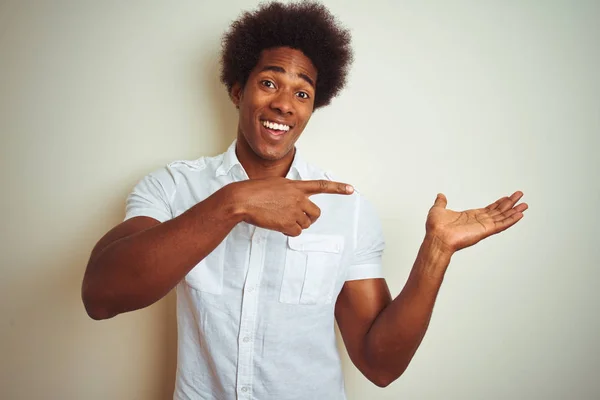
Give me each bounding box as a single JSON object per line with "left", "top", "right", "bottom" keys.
{"left": 220, "top": 1, "right": 353, "bottom": 109}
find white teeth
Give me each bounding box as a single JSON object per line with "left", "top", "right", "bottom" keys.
{"left": 262, "top": 120, "right": 290, "bottom": 131}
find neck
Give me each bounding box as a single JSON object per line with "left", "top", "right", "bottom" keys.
{"left": 235, "top": 134, "right": 295, "bottom": 180}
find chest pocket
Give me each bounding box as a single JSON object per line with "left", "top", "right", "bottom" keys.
{"left": 184, "top": 239, "right": 226, "bottom": 295}
{"left": 279, "top": 233, "right": 344, "bottom": 305}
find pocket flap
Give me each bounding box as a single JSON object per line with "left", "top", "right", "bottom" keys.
{"left": 287, "top": 234, "right": 344, "bottom": 253}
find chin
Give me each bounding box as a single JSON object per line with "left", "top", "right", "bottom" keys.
{"left": 239, "top": 123, "right": 296, "bottom": 162}
{"left": 246, "top": 135, "right": 291, "bottom": 161}
{"left": 255, "top": 144, "right": 289, "bottom": 161}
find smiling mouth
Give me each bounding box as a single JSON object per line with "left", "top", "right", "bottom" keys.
{"left": 261, "top": 119, "right": 291, "bottom": 135}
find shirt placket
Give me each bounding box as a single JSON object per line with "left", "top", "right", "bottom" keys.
{"left": 236, "top": 227, "right": 267, "bottom": 399}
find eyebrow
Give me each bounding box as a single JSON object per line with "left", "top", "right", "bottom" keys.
{"left": 259, "top": 65, "right": 315, "bottom": 88}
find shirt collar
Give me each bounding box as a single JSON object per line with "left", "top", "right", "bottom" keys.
{"left": 215, "top": 140, "right": 240, "bottom": 177}
{"left": 288, "top": 148, "right": 308, "bottom": 180}
{"left": 216, "top": 139, "right": 308, "bottom": 180}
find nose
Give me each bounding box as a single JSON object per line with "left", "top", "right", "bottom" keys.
{"left": 270, "top": 91, "right": 294, "bottom": 115}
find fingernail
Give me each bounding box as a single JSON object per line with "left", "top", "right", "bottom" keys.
{"left": 346, "top": 185, "right": 354, "bottom": 193}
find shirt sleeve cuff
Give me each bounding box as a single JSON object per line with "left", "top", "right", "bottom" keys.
{"left": 124, "top": 209, "right": 171, "bottom": 223}
{"left": 345, "top": 263, "right": 384, "bottom": 281}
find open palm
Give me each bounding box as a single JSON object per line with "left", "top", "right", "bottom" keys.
{"left": 426, "top": 191, "right": 528, "bottom": 253}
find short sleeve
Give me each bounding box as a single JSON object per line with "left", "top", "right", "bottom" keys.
{"left": 124, "top": 168, "right": 174, "bottom": 223}
{"left": 346, "top": 194, "right": 386, "bottom": 281}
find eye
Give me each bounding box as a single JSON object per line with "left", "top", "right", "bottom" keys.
{"left": 296, "top": 91, "right": 310, "bottom": 99}
{"left": 261, "top": 80, "right": 276, "bottom": 89}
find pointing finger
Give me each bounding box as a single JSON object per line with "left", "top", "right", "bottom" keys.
{"left": 297, "top": 180, "right": 354, "bottom": 195}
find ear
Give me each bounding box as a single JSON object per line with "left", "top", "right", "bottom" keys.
{"left": 230, "top": 82, "right": 243, "bottom": 109}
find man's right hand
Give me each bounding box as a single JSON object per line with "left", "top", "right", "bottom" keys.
{"left": 226, "top": 177, "right": 354, "bottom": 236}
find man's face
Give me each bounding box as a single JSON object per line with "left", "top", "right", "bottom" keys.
{"left": 231, "top": 47, "right": 317, "bottom": 161}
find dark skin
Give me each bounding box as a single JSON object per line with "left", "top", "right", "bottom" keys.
{"left": 335, "top": 191, "right": 528, "bottom": 386}
{"left": 82, "top": 46, "right": 528, "bottom": 387}
{"left": 81, "top": 47, "right": 351, "bottom": 320}
{"left": 230, "top": 47, "right": 318, "bottom": 178}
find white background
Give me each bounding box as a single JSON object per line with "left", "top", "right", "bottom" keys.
{"left": 1, "top": 1, "right": 598, "bottom": 399}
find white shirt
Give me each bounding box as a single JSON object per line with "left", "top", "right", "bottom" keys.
{"left": 124, "top": 140, "right": 385, "bottom": 400}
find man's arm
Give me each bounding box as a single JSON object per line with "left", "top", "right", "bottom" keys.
{"left": 336, "top": 191, "right": 527, "bottom": 387}
{"left": 335, "top": 236, "right": 449, "bottom": 387}
{"left": 82, "top": 186, "right": 243, "bottom": 320}
{"left": 82, "top": 177, "right": 353, "bottom": 320}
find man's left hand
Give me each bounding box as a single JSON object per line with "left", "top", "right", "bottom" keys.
{"left": 426, "top": 191, "right": 528, "bottom": 255}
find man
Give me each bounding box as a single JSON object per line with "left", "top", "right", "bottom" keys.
{"left": 82, "top": 2, "right": 528, "bottom": 399}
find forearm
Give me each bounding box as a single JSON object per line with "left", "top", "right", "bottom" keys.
{"left": 82, "top": 186, "right": 242, "bottom": 319}
{"left": 365, "top": 234, "right": 452, "bottom": 385}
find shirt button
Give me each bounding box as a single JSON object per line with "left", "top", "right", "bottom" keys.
{"left": 247, "top": 287, "right": 254, "bottom": 293}
{"left": 241, "top": 387, "right": 248, "bottom": 392}
{"left": 243, "top": 336, "right": 251, "bottom": 343}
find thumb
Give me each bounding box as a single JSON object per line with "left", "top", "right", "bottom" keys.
{"left": 433, "top": 193, "right": 447, "bottom": 209}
